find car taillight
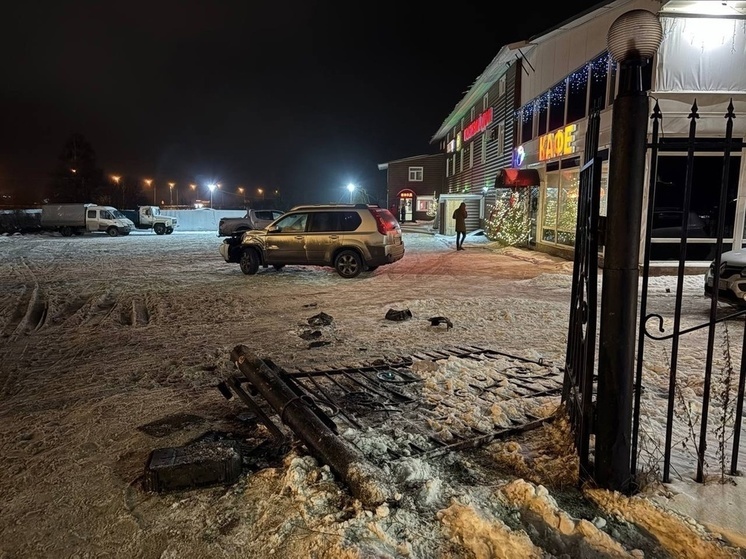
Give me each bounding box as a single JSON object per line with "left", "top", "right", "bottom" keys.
{"left": 369, "top": 209, "right": 398, "bottom": 235}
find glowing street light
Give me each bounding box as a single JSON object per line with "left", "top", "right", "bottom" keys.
{"left": 144, "top": 179, "right": 155, "bottom": 205}
{"left": 208, "top": 183, "right": 217, "bottom": 208}
{"left": 347, "top": 183, "right": 356, "bottom": 203}
{"left": 112, "top": 175, "right": 122, "bottom": 207}
{"left": 168, "top": 182, "right": 175, "bottom": 205}
{"left": 257, "top": 187, "right": 264, "bottom": 201}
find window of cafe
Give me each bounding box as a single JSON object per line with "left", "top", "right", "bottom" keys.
{"left": 541, "top": 159, "right": 580, "bottom": 247}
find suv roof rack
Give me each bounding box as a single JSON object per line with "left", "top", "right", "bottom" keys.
{"left": 289, "top": 203, "right": 381, "bottom": 211}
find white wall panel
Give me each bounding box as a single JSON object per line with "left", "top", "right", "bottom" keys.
{"left": 521, "top": 0, "right": 662, "bottom": 104}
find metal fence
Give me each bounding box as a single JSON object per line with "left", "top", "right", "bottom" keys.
{"left": 564, "top": 99, "right": 746, "bottom": 488}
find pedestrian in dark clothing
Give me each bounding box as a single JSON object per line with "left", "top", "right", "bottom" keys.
{"left": 453, "top": 202, "right": 467, "bottom": 250}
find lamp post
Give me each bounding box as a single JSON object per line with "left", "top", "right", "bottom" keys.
{"left": 208, "top": 183, "right": 217, "bottom": 208}
{"left": 238, "top": 187, "right": 245, "bottom": 205}
{"left": 168, "top": 182, "right": 175, "bottom": 206}
{"left": 144, "top": 179, "right": 155, "bottom": 205}
{"left": 112, "top": 175, "right": 121, "bottom": 207}
{"left": 190, "top": 184, "right": 196, "bottom": 206}
{"left": 257, "top": 188, "right": 264, "bottom": 203}
{"left": 347, "top": 183, "right": 356, "bottom": 204}
{"left": 595, "top": 9, "right": 662, "bottom": 493}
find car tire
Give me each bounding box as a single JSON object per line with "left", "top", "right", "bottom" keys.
{"left": 154, "top": 223, "right": 166, "bottom": 235}
{"left": 239, "top": 248, "right": 260, "bottom": 275}
{"left": 60, "top": 226, "right": 73, "bottom": 237}
{"left": 106, "top": 226, "right": 119, "bottom": 237}
{"left": 165, "top": 227, "right": 173, "bottom": 234}
{"left": 334, "top": 250, "right": 363, "bottom": 278}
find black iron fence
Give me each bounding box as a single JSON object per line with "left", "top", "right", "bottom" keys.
{"left": 564, "top": 99, "right": 746, "bottom": 488}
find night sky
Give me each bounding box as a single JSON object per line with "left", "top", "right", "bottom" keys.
{"left": 1, "top": 1, "right": 600, "bottom": 207}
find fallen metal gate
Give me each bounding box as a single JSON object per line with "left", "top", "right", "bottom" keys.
{"left": 221, "top": 344, "right": 564, "bottom": 460}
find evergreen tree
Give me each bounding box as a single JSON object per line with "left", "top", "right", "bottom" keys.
{"left": 47, "top": 133, "right": 106, "bottom": 203}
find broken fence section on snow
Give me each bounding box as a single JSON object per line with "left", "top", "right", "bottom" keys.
{"left": 219, "top": 344, "right": 563, "bottom": 494}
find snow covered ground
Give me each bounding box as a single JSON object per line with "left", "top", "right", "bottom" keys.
{"left": 0, "top": 226, "right": 744, "bottom": 558}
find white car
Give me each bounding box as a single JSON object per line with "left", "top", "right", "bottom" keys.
{"left": 704, "top": 249, "right": 746, "bottom": 307}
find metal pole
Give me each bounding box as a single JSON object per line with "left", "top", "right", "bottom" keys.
{"left": 230, "top": 345, "right": 394, "bottom": 507}
{"left": 595, "top": 60, "right": 649, "bottom": 492}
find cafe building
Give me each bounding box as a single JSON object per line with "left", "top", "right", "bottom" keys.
{"left": 431, "top": 0, "right": 746, "bottom": 264}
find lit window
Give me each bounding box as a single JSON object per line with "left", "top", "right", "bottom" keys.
{"left": 409, "top": 167, "right": 423, "bottom": 182}
{"left": 417, "top": 195, "right": 434, "bottom": 212}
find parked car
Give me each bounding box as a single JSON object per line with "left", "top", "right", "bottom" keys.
{"left": 219, "top": 204, "right": 404, "bottom": 278}
{"left": 218, "top": 209, "right": 285, "bottom": 237}
{"left": 704, "top": 249, "right": 746, "bottom": 307}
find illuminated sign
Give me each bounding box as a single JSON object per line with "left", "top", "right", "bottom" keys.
{"left": 456, "top": 132, "right": 462, "bottom": 152}
{"left": 399, "top": 191, "right": 413, "bottom": 198}
{"left": 463, "top": 107, "right": 494, "bottom": 142}
{"left": 538, "top": 124, "right": 577, "bottom": 161}
{"left": 513, "top": 145, "right": 526, "bottom": 167}
{"left": 446, "top": 139, "right": 456, "bottom": 153}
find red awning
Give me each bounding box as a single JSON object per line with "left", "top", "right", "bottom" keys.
{"left": 495, "top": 168, "right": 540, "bottom": 188}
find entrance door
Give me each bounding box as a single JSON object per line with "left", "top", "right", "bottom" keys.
{"left": 398, "top": 198, "right": 413, "bottom": 222}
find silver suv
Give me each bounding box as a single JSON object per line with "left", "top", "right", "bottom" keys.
{"left": 219, "top": 204, "right": 405, "bottom": 278}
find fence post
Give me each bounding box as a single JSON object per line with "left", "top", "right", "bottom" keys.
{"left": 595, "top": 10, "right": 662, "bottom": 492}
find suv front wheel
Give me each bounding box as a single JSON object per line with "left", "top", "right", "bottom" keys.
{"left": 334, "top": 249, "right": 363, "bottom": 278}
{"left": 239, "top": 248, "right": 260, "bottom": 275}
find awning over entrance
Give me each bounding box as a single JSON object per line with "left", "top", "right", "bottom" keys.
{"left": 495, "top": 168, "right": 540, "bottom": 188}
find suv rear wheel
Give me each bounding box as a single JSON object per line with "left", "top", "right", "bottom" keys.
{"left": 239, "top": 248, "right": 260, "bottom": 275}
{"left": 334, "top": 250, "right": 363, "bottom": 278}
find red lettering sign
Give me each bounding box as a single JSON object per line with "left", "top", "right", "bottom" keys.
{"left": 463, "top": 107, "right": 494, "bottom": 142}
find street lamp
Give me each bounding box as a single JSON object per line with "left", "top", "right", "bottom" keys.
{"left": 257, "top": 187, "right": 264, "bottom": 201}
{"left": 595, "top": 8, "right": 663, "bottom": 493}
{"left": 190, "top": 184, "right": 196, "bottom": 206}
{"left": 168, "top": 182, "right": 175, "bottom": 206}
{"left": 208, "top": 183, "right": 217, "bottom": 208}
{"left": 144, "top": 179, "right": 155, "bottom": 205}
{"left": 238, "top": 187, "right": 245, "bottom": 205}
{"left": 347, "top": 183, "right": 356, "bottom": 204}
{"left": 112, "top": 175, "right": 121, "bottom": 207}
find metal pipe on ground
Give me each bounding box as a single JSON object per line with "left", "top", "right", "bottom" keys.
{"left": 229, "top": 344, "right": 395, "bottom": 508}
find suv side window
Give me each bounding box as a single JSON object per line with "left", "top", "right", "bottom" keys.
{"left": 275, "top": 213, "right": 308, "bottom": 232}
{"left": 308, "top": 212, "right": 337, "bottom": 232}
{"left": 339, "top": 211, "right": 361, "bottom": 232}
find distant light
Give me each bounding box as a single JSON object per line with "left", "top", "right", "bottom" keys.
{"left": 208, "top": 183, "right": 217, "bottom": 192}
{"left": 347, "top": 183, "right": 356, "bottom": 193}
